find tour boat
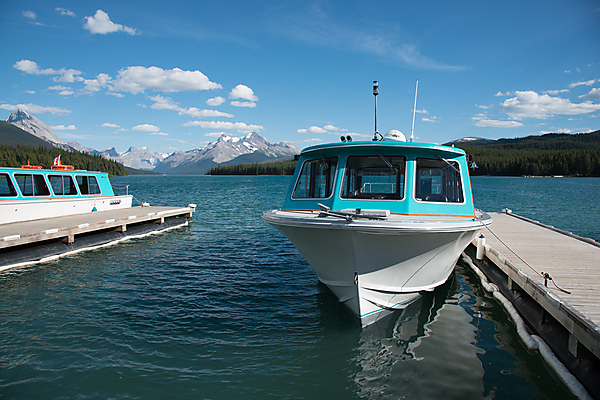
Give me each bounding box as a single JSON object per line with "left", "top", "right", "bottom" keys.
{"left": 262, "top": 82, "right": 492, "bottom": 326}
{"left": 0, "top": 160, "right": 133, "bottom": 225}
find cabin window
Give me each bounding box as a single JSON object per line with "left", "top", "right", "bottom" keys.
{"left": 14, "top": 173, "right": 51, "bottom": 196}
{"left": 292, "top": 157, "right": 338, "bottom": 199}
{"left": 0, "top": 173, "right": 17, "bottom": 197}
{"left": 415, "top": 158, "right": 464, "bottom": 203}
{"left": 77, "top": 175, "right": 101, "bottom": 195}
{"left": 341, "top": 155, "right": 405, "bottom": 200}
{"left": 49, "top": 174, "right": 79, "bottom": 196}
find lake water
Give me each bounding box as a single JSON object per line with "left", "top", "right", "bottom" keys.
{"left": 2, "top": 175, "right": 598, "bottom": 399}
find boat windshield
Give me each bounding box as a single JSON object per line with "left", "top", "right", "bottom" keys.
{"left": 415, "top": 158, "right": 464, "bottom": 203}
{"left": 341, "top": 155, "right": 405, "bottom": 200}
{"left": 292, "top": 157, "right": 338, "bottom": 199}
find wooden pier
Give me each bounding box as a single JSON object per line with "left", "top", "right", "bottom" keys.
{"left": 0, "top": 205, "right": 194, "bottom": 271}
{"left": 466, "top": 211, "right": 600, "bottom": 399}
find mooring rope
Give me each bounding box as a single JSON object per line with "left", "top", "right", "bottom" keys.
{"left": 479, "top": 218, "right": 571, "bottom": 295}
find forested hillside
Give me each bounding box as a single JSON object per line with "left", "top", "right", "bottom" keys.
{"left": 456, "top": 131, "right": 600, "bottom": 176}
{"left": 0, "top": 144, "right": 128, "bottom": 176}
{"left": 208, "top": 159, "right": 297, "bottom": 175}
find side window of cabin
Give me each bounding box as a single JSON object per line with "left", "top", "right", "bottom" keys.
{"left": 341, "top": 156, "right": 405, "bottom": 200}
{"left": 292, "top": 157, "right": 338, "bottom": 199}
{"left": 0, "top": 173, "right": 17, "bottom": 197}
{"left": 77, "top": 175, "right": 101, "bottom": 195}
{"left": 14, "top": 174, "right": 51, "bottom": 196}
{"left": 49, "top": 175, "right": 78, "bottom": 196}
{"left": 415, "top": 158, "right": 464, "bottom": 203}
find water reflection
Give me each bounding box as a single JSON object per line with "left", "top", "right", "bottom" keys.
{"left": 349, "top": 272, "right": 490, "bottom": 399}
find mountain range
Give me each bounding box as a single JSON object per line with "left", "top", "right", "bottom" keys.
{"left": 4, "top": 110, "right": 300, "bottom": 174}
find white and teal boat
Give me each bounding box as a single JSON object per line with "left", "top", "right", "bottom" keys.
{"left": 0, "top": 162, "right": 133, "bottom": 225}
{"left": 263, "top": 82, "right": 492, "bottom": 327}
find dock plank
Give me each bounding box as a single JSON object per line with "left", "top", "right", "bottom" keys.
{"left": 481, "top": 212, "right": 600, "bottom": 326}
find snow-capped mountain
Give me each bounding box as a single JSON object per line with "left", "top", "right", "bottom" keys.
{"left": 99, "top": 146, "right": 168, "bottom": 170}
{"left": 155, "top": 132, "right": 299, "bottom": 174}
{"left": 5, "top": 110, "right": 299, "bottom": 173}
{"left": 7, "top": 110, "right": 68, "bottom": 147}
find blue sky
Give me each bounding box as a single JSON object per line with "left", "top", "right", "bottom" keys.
{"left": 1, "top": 1, "right": 599, "bottom": 153}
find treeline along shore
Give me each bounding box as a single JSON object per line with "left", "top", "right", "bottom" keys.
{"left": 0, "top": 144, "right": 128, "bottom": 176}
{"left": 3, "top": 130, "right": 599, "bottom": 177}
{"left": 209, "top": 130, "right": 600, "bottom": 177}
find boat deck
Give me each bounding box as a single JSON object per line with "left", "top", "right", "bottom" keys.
{"left": 0, "top": 206, "right": 194, "bottom": 270}
{"left": 469, "top": 211, "right": 600, "bottom": 398}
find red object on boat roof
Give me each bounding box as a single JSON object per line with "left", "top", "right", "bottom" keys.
{"left": 50, "top": 155, "right": 74, "bottom": 170}
{"left": 21, "top": 164, "right": 42, "bottom": 169}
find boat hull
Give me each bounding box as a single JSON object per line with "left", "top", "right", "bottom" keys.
{"left": 263, "top": 210, "right": 489, "bottom": 326}
{"left": 0, "top": 195, "right": 133, "bottom": 225}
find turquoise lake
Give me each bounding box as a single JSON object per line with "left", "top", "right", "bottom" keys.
{"left": 1, "top": 175, "right": 598, "bottom": 399}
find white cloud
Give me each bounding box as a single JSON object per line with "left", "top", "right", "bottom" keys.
{"left": 52, "top": 124, "right": 76, "bottom": 130}
{"left": 297, "top": 124, "right": 344, "bottom": 134}
{"left": 132, "top": 124, "right": 160, "bottom": 132}
{"left": 13, "top": 59, "right": 84, "bottom": 83}
{"left": 206, "top": 96, "right": 226, "bottom": 106}
{"left": 422, "top": 116, "right": 439, "bottom": 123}
{"left": 230, "top": 100, "right": 256, "bottom": 108}
{"left": 229, "top": 84, "right": 258, "bottom": 101}
{"left": 501, "top": 91, "right": 600, "bottom": 119}
{"left": 83, "top": 73, "right": 112, "bottom": 93}
{"left": 111, "top": 66, "right": 221, "bottom": 94}
{"left": 182, "top": 120, "right": 264, "bottom": 133}
{"left": 56, "top": 8, "right": 75, "bottom": 17}
{"left": 83, "top": 10, "right": 138, "bottom": 35}
{"left": 494, "top": 91, "right": 511, "bottom": 97}
{"left": 22, "top": 10, "right": 36, "bottom": 20}
{"left": 580, "top": 88, "right": 600, "bottom": 101}
{"left": 472, "top": 114, "right": 523, "bottom": 128}
{"left": 150, "top": 132, "right": 169, "bottom": 136}
{"left": 180, "top": 107, "right": 234, "bottom": 118}
{"left": 568, "top": 79, "right": 598, "bottom": 89}
{"left": 102, "top": 123, "right": 120, "bottom": 128}
{"left": 205, "top": 131, "right": 229, "bottom": 137}
{"left": 0, "top": 103, "right": 70, "bottom": 115}
{"left": 148, "top": 95, "right": 233, "bottom": 118}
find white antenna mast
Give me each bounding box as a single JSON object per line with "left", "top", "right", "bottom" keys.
{"left": 410, "top": 79, "right": 418, "bottom": 142}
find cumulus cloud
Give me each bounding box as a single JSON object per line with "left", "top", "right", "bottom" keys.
{"left": 148, "top": 95, "right": 233, "bottom": 118}
{"left": 229, "top": 84, "right": 258, "bottom": 107}
{"left": 83, "top": 10, "right": 138, "bottom": 35}
{"left": 132, "top": 124, "right": 160, "bottom": 132}
{"left": 206, "top": 96, "right": 226, "bottom": 106}
{"left": 102, "top": 123, "right": 120, "bottom": 128}
{"left": 501, "top": 91, "right": 600, "bottom": 119}
{"left": 0, "top": 103, "right": 70, "bottom": 115}
{"left": 182, "top": 120, "right": 264, "bottom": 133}
{"left": 83, "top": 73, "right": 112, "bottom": 93}
{"left": 52, "top": 124, "right": 77, "bottom": 130}
{"left": 13, "top": 59, "right": 84, "bottom": 83}
{"left": 230, "top": 84, "right": 258, "bottom": 101}
{"left": 111, "top": 66, "right": 221, "bottom": 94}
{"left": 472, "top": 114, "right": 523, "bottom": 128}
{"left": 580, "top": 88, "right": 600, "bottom": 101}
{"left": 297, "top": 124, "right": 344, "bottom": 134}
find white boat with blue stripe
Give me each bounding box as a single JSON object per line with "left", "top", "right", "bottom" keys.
{"left": 0, "top": 161, "right": 132, "bottom": 225}
{"left": 262, "top": 82, "right": 492, "bottom": 326}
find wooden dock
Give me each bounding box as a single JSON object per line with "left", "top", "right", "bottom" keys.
{"left": 466, "top": 211, "right": 600, "bottom": 399}
{"left": 0, "top": 205, "right": 194, "bottom": 270}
